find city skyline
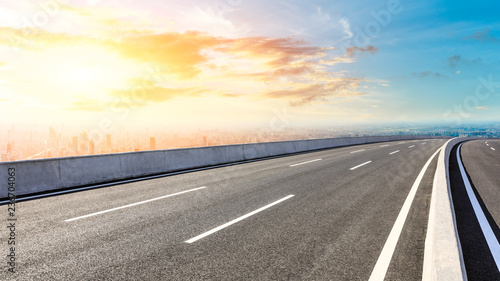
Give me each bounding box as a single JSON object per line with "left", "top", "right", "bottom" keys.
{"left": 1, "top": 1, "right": 499, "bottom": 129}
{"left": 2, "top": 121, "right": 499, "bottom": 162}
{"left": 1, "top": 1, "right": 500, "bottom": 161}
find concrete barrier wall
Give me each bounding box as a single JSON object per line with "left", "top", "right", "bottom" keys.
{"left": 422, "top": 137, "right": 481, "bottom": 280}
{"left": 0, "top": 135, "right": 447, "bottom": 198}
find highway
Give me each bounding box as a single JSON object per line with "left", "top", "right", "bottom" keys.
{"left": 451, "top": 139, "right": 500, "bottom": 280}
{"left": 3, "top": 139, "right": 447, "bottom": 280}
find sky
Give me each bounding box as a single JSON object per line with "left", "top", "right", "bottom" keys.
{"left": 1, "top": 0, "right": 499, "bottom": 133}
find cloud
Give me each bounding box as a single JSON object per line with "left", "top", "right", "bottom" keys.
{"left": 476, "top": 106, "right": 489, "bottom": 110}
{"left": 68, "top": 85, "right": 205, "bottom": 111}
{"left": 67, "top": 96, "right": 140, "bottom": 112}
{"left": 447, "top": 54, "right": 481, "bottom": 68}
{"left": 0, "top": 19, "right": 367, "bottom": 107}
{"left": 411, "top": 71, "right": 448, "bottom": 79}
{"left": 223, "top": 36, "right": 329, "bottom": 67}
{"left": 262, "top": 78, "right": 364, "bottom": 106}
{"left": 272, "top": 66, "right": 312, "bottom": 77}
{"left": 464, "top": 28, "right": 498, "bottom": 43}
{"left": 111, "top": 86, "right": 204, "bottom": 102}
{"left": 109, "top": 31, "right": 226, "bottom": 79}
{"left": 345, "top": 46, "right": 379, "bottom": 57}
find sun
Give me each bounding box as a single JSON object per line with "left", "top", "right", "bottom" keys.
{"left": 66, "top": 67, "right": 99, "bottom": 84}
{"left": 37, "top": 45, "right": 142, "bottom": 99}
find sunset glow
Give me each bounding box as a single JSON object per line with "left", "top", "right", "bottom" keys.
{"left": 1, "top": 0, "right": 499, "bottom": 160}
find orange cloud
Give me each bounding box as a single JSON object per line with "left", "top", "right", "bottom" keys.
{"left": 109, "top": 31, "right": 225, "bottom": 79}
{"left": 0, "top": 20, "right": 368, "bottom": 107}
{"left": 67, "top": 96, "right": 138, "bottom": 112}
{"left": 272, "top": 66, "right": 312, "bottom": 77}
{"left": 223, "top": 37, "right": 328, "bottom": 67}
{"left": 262, "top": 79, "right": 363, "bottom": 106}
{"left": 111, "top": 86, "right": 204, "bottom": 102}
{"left": 345, "top": 46, "right": 379, "bottom": 57}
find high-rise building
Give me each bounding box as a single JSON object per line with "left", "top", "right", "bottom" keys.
{"left": 6, "top": 143, "right": 11, "bottom": 154}
{"left": 150, "top": 137, "right": 156, "bottom": 150}
{"left": 72, "top": 136, "right": 78, "bottom": 155}
{"left": 80, "top": 130, "right": 89, "bottom": 154}
{"left": 106, "top": 135, "right": 112, "bottom": 150}
{"left": 203, "top": 136, "right": 207, "bottom": 146}
{"left": 89, "top": 139, "right": 95, "bottom": 155}
{"left": 49, "top": 127, "right": 57, "bottom": 148}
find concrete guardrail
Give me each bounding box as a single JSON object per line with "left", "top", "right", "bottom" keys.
{"left": 3, "top": 134, "right": 483, "bottom": 279}
{"left": 1, "top": 135, "right": 446, "bottom": 198}
{"left": 423, "top": 137, "right": 482, "bottom": 280}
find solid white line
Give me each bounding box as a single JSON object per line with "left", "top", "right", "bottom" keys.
{"left": 409, "top": 145, "right": 415, "bottom": 148}
{"left": 350, "top": 149, "right": 366, "bottom": 154}
{"left": 389, "top": 150, "right": 400, "bottom": 155}
{"left": 185, "top": 195, "right": 295, "bottom": 243}
{"left": 289, "top": 158, "right": 322, "bottom": 167}
{"left": 349, "top": 161, "right": 372, "bottom": 170}
{"left": 380, "top": 144, "right": 389, "bottom": 147}
{"left": 65, "top": 186, "right": 207, "bottom": 222}
{"left": 457, "top": 143, "right": 500, "bottom": 270}
{"left": 368, "top": 147, "right": 442, "bottom": 281}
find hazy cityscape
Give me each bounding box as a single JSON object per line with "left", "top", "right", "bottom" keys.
{"left": 1, "top": 123, "right": 499, "bottom": 162}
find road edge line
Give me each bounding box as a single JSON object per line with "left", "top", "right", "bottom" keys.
{"left": 423, "top": 138, "right": 470, "bottom": 281}
{"left": 368, "top": 146, "right": 441, "bottom": 280}
{"left": 456, "top": 143, "right": 500, "bottom": 270}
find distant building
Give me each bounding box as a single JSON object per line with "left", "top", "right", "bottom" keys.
{"left": 203, "top": 136, "right": 207, "bottom": 146}
{"left": 49, "top": 126, "right": 57, "bottom": 148}
{"left": 80, "top": 130, "right": 90, "bottom": 154}
{"left": 150, "top": 137, "right": 156, "bottom": 150}
{"left": 6, "top": 143, "right": 11, "bottom": 154}
{"left": 106, "top": 135, "right": 112, "bottom": 150}
{"left": 71, "top": 136, "right": 78, "bottom": 155}
{"left": 89, "top": 139, "right": 95, "bottom": 155}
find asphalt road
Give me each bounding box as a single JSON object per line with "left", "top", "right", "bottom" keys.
{"left": 451, "top": 139, "right": 500, "bottom": 280}
{"left": 2, "top": 139, "right": 447, "bottom": 280}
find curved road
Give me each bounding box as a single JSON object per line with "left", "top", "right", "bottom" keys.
{"left": 2, "top": 139, "right": 447, "bottom": 280}
{"left": 451, "top": 139, "right": 500, "bottom": 280}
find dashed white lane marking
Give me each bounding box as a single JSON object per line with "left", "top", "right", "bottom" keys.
{"left": 350, "top": 149, "right": 366, "bottom": 154}
{"left": 185, "top": 195, "right": 295, "bottom": 243}
{"left": 65, "top": 186, "right": 207, "bottom": 222}
{"left": 457, "top": 143, "right": 500, "bottom": 270}
{"left": 389, "top": 150, "right": 400, "bottom": 155}
{"left": 289, "top": 158, "right": 322, "bottom": 167}
{"left": 349, "top": 161, "right": 372, "bottom": 170}
{"left": 398, "top": 142, "right": 405, "bottom": 144}
{"left": 380, "top": 144, "right": 389, "bottom": 147}
{"left": 409, "top": 145, "right": 415, "bottom": 148}
{"left": 421, "top": 142, "right": 427, "bottom": 145}
{"left": 368, "top": 147, "right": 442, "bottom": 281}
{"left": 492, "top": 147, "right": 496, "bottom": 151}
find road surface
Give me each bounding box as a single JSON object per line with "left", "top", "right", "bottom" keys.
{"left": 2, "top": 139, "right": 447, "bottom": 280}
{"left": 451, "top": 139, "right": 500, "bottom": 280}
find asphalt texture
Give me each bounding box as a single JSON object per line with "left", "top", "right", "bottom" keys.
{"left": 451, "top": 139, "right": 500, "bottom": 280}
{"left": 1, "top": 139, "right": 447, "bottom": 280}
